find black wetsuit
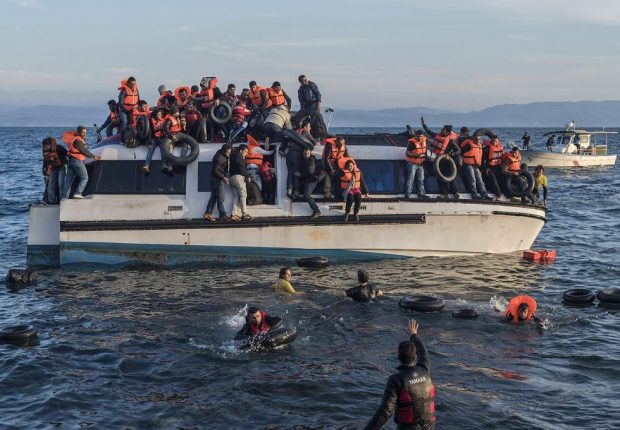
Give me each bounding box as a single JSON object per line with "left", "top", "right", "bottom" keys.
{"left": 345, "top": 283, "right": 380, "bottom": 302}
{"left": 365, "top": 334, "right": 434, "bottom": 430}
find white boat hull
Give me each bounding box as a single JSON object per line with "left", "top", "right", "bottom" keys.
{"left": 521, "top": 150, "right": 616, "bottom": 168}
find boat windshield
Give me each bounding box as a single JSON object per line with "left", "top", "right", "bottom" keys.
{"left": 559, "top": 135, "right": 572, "bottom": 146}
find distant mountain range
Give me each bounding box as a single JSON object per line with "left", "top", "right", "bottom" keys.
{"left": 0, "top": 100, "right": 619, "bottom": 127}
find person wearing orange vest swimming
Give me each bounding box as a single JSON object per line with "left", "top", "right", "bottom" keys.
{"left": 482, "top": 134, "right": 504, "bottom": 199}
{"left": 405, "top": 130, "right": 429, "bottom": 200}
{"left": 61, "top": 126, "right": 101, "bottom": 200}
{"left": 143, "top": 109, "right": 167, "bottom": 174}
{"left": 421, "top": 117, "right": 460, "bottom": 200}
{"left": 117, "top": 77, "right": 140, "bottom": 141}
{"left": 338, "top": 158, "right": 369, "bottom": 221}
{"left": 266, "top": 81, "right": 291, "bottom": 111}
{"left": 364, "top": 319, "right": 435, "bottom": 430}
{"left": 460, "top": 132, "right": 493, "bottom": 200}
{"left": 96, "top": 100, "right": 121, "bottom": 137}
{"left": 504, "top": 295, "right": 541, "bottom": 323}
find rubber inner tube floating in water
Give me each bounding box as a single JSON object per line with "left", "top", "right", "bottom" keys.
{"left": 505, "top": 170, "right": 535, "bottom": 197}
{"left": 0, "top": 325, "right": 38, "bottom": 345}
{"left": 241, "top": 326, "right": 298, "bottom": 349}
{"left": 399, "top": 296, "right": 445, "bottom": 313}
{"left": 596, "top": 287, "right": 620, "bottom": 304}
{"left": 296, "top": 256, "right": 329, "bottom": 268}
{"left": 160, "top": 133, "right": 200, "bottom": 166}
{"left": 451, "top": 309, "right": 480, "bottom": 319}
{"left": 562, "top": 288, "right": 595, "bottom": 304}
{"left": 433, "top": 154, "right": 457, "bottom": 183}
{"left": 210, "top": 101, "right": 232, "bottom": 125}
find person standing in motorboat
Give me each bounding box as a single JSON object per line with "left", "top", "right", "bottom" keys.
{"left": 404, "top": 129, "right": 429, "bottom": 200}
{"left": 117, "top": 77, "right": 139, "bottom": 142}
{"left": 229, "top": 143, "right": 253, "bottom": 221}
{"left": 545, "top": 135, "right": 555, "bottom": 152}
{"left": 301, "top": 147, "right": 331, "bottom": 218}
{"left": 364, "top": 319, "right": 435, "bottom": 430}
{"left": 460, "top": 133, "right": 493, "bottom": 200}
{"left": 521, "top": 131, "right": 531, "bottom": 150}
{"left": 336, "top": 269, "right": 384, "bottom": 302}
{"left": 96, "top": 100, "right": 120, "bottom": 137}
{"left": 203, "top": 143, "right": 232, "bottom": 222}
{"left": 61, "top": 126, "right": 101, "bottom": 200}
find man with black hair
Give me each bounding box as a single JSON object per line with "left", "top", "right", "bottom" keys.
{"left": 235, "top": 307, "right": 283, "bottom": 339}
{"left": 365, "top": 320, "right": 435, "bottom": 430}
{"left": 300, "top": 147, "right": 331, "bottom": 218}
{"left": 421, "top": 117, "right": 460, "bottom": 199}
{"left": 336, "top": 269, "right": 383, "bottom": 302}
{"left": 203, "top": 143, "right": 232, "bottom": 222}
{"left": 61, "top": 126, "right": 101, "bottom": 200}
{"left": 96, "top": 100, "right": 120, "bottom": 137}
{"left": 293, "top": 75, "right": 327, "bottom": 137}
{"left": 230, "top": 143, "right": 252, "bottom": 221}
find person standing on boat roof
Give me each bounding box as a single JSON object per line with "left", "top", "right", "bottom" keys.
{"left": 545, "top": 135, "right": 555, "bottom": 152}
{"left": 364, "top": 319, "right": 435, "bottom": 430}
{"left": 118, "top": 77, "right": 140, "bottom": 142}
{"left": 405, "top": 129, "right": 429, "bottom": 200}
{"left": 301, "top": 147, "right": 331, "bottom": 218}
{"left": 421, "top": 117, "right": 460, "bottom": 199}
{"left": 235, "top": 306, "right": 283, "bottom": 339}
{"left": 203, "top": 143, "right": 233, "bottom": 222}
{"left": 336, "top": 269, "right": 383, "bottom": 302}
{"left": 96, "top": 100, "right": 120, "bottom": 137}
{"left": 338, "top": 158, "right": 369, "bottom": 221}
{"left": 482, "top": 134, "right": 505, "bottom": 200}
{"left": 272, "top": 267, "right": 303, "bottom": 295}
{"left": 293, "top": 75, "right": 327, "bottom": 137}
{"left": 61, "top": 126, "right": 101, "bottom": 200}
{"left": 460, "top": 132, "right": 493, "bottom": 200}
{"left": 267, "top": 81, "right": 291, "bottom": 111}
{"left": 521, "top": 132, "right": 531, "bottom": 150}
{"left": 229, "top": 143, "right": 253, "bottom": 221}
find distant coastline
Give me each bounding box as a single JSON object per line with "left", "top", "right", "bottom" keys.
{"left": 1, "top": 100, "right": 619, "bottom": 127}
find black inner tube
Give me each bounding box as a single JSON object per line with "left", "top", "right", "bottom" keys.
{"left": 0, "top": 325, "right": 38, "bottom": 344}
{"left": 434, "top": 154, "right": 457, "bottom": 183}
{"left": 210, "top": 101, "right": 232, "bottom": 125}
{"left": 597, "top": 287, "right": 620, "bottom": 304}
{"left": 505, "top": 170, "right": 535, "bottom": 197}
{"left": 399, "top": 296, "right": 445, "bottom": 312}
{"left": 296, "top": 256, "right": 329, "bottom": 268}
{"left": 562, "top": 288, "right": 595, "bottom": 304}
{"left": 160, "top": 133, "right": 200, "bottom": 166}
{"left": 135, "top": 116, "right": 150, "bottom": 141}
{"left": 241, "top": 326, "right": 297, "bottom": 349}
{"left": 451, "top": 309, "right": 480, "bottom": 319}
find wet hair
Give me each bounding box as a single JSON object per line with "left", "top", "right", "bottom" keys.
{"left": 279, "top": 267, "right": 291, "bottom": 279}
{"left": 249, "top": 80, "right": 257, "bottom": 87}
{"left": 221, "top": 143, "right": 233, "bottom": 152}
{"left": 517, "top": 303, "right": 529, "bottom": 320}
{"left": 301, "top": 119, "right": 311, "bottom": 128}
{"left": 298, "top": 75, "right": 306, "bottom": 82}
{"left": 272, "top": 81, "right": 281, "bottom": 87}
{"left": 127, "top": 76, "right": 136, "bottom": 84}
{"left": 107, "top": 99, "right": 116, "bottom": 106}
{"left": 238, "top": 143, "right": 249, "bottom": 152}
{"left": 76, "top": 126, "right": 86, "bottom": 133}
{"left": 398, "top": 341, "right": 417, "bottom": 364}
{"left": 227, "top": 83, "right": 236, "bottom": 90}
{"left": 535, "top": 165, "right": 544, "bottom": 173}
{"left": 247, "top": 306, "right": 260, "bottom": 316}
{"left": 357, "top": 269, "right": 369, "bottom": 284}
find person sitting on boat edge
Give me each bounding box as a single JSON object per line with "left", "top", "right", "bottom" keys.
{"left": 336, "top": 269, "right": 383, "bottom": 302}
{"left": 235, "top": 306, "right": 283, "bottom": 339}
{"left": 96, "top": 100, "right": 120, "bottom": 137}
{"left": 364, "top": 319, "right": 435, "bottom": 430}
{"left": 161, "top": 105, "right": 183, "bottom": 174}
{"left": 338, "top": 158, "right": 370, "bottom": 221}
{"left": 405, "top": 129, "right": 429, "bottom": 200}
{"left": 203, "top": 143, "right": 233, "bottom": 222}
{"left": 61, "top": 126, "right": 101, "bottom": 200}
{"left": 229, "top": 143, "right": 253, "bottom": 221}
{"left": 460, "top": 132, "right": 493, "bottom": 200}
{"left": 143, "top": 108, "right": 166, "bottom": 175}
{"left": 301, "top": 147, "right": 331, "bottom": 218}
{"left": 272, "top": 267, "right": 303, "bottom": 295}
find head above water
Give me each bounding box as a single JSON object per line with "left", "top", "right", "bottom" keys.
{"left": 279, "top": 267, "right": 292, "bottom": 280}
{"left": 398, "top": 341, "right": 417, "bottom": 365}
{"left": 247, "top": 306, "right": 262, "bottom": 325}
{"left": 357, "top": 269, "right": 369, "bottom": 284}
{"left": 535, "top": 165, "right": 544, "bottom": 175}
{"left": 517, "top": 303, "right": 530, "bottom": 321}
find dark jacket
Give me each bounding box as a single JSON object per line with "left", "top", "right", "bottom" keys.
{"left": 298, "top": 81, "right": 321, "bottom": 107}
{"left": 234, "top": 315, "right": 283, "bottom": 339}
{"left": 365, "top": 334, "right": 434, "bottom": 430}
{"left": 301, "top": 155, "right": 326, "bottom": 181}
{"left": 229, "top": 149, "right": 249, "bottom": 178}
{"left": 73, "top": 139, "right": 96, "bottom": 159}
{"left": 345, "top": 283, "right": 379, "bottom": 302}
{"left": 211, "top": 149, "right": 230, "bottom": 180}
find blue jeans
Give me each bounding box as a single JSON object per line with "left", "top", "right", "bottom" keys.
{"left": 45, "top": 165, "right": 67, "bottom": 204}
{"left": 62, "top": 157, "right": 88, "bottom": 198}
{"left": 206, "top": 177, "right": 226, "bottom": 216}
{"left": 463, "top": 164, "right": 489, "bottom": 198}
{"left": 405, "top": 162, "right": 425, "bottom": 197}
{"left": 120, "top": 110, "right": 131, "bottom": 137}
{"left": 144, "top": 137, "right": 162, "bottom": 168}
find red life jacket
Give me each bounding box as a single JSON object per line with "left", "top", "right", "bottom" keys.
{"left": 246, "top": 135, "right": 263, "bottom": 166}
{"left": 118, "top": 80, "right": 139, "bottom": 111}
{"left": 395, "top": 374, "right": 436, "bottom": 426}
{"left": 460, "top": 138, "right": 483, "bottom": 166}
{"left": 406, "top": 136, "right": 427, "bottom": 164}
{"left": 42, "top": 138, "right": 61, "bottom": 175}
{"left": 232, "top": 104, "right": 252, "bottom": 124}
{"left": 502, "top": 152, "right": 521, "bottom": 172}
{"left": 340, "top": 167, "right": 361, "bottom": 190}
{"left": 63, "top": 131, "right": 86, "bottom": 161}
{"left": 260, "top": 161, "right": 273, "bottom": 182}
{"left": 151, "top": 116, "right": 166, "bottom": 138}
{"left": 184, "top": 108, "right": 200, "bottom": 123}
{"left": 249, "top": 311, "right": 270, "bottom": 335}
{"left": 485, "top": 140, "right": 504, "bottom": 167}
{"left": 267, "top": 87, "right": 286, "bottom": 107}
{"left": 165, "top": 115, "right": 182, "bottom": 134}
{"left": 109, "top": 110, "right": 119, "bottom": 122}
{"left": 131, "top": 104, "right": 151, "bottom": 127}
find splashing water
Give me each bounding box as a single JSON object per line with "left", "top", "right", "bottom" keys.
{"left": 489, "top": 295, "right": 508, "bottom": 313}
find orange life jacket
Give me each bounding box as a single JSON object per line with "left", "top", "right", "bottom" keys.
{"left": 118, "top": 80, "right": 139, "bottom": 111}
{"left": 267, "top": 87, "right": 286, "bottom": 107}
{"left": 42, "top": 139, "right": 61, "bottom": 174}
{"left": 174, "top": 86, "right": 192, "bottom": 109}
{"left": 460, "top": 138, "right": 483, "bottom": 166}
{"left": 165, "top": 115, "right": 182, "bottom": 134}
{"left": 157, "top": 91, "right": 173, "bottom": 107}
{"left": 340, "top": 167, "right": 361, "bottom": 190}
{"left": 249, "top": 86, "right": 271, "bottom": 109}
{"left": 504, "top": 295, "right": 537, "bottom": 322}
{"left": 131, "top": 104, "right": 151, "bottom": 127}
{"left": 502, "top": 152, "right": 521, "bottom": 172}
{"left": 324, "top": 141, "right": 346, "bottom": 162}
{"left": 406, "top": 136, "right": 427, "bottom": 164}
{"left": 245, "top": 135, "right": 263, "bottom": 166}
{"left": 337, "top": 156, "right": 356, "bottom": 171}
{"left": 63, "top": 131, "right": 86, "bottom": 161}
{"left": 485, "top": 140, "right": 504, "bottom": 167}
{"left": 109, "top": 110, "right": 119, "bottom": 122}
{"left": 431, "top": 134, "right": 450, "bottom": 155}
{"left": 151, "top": 116, "right": 166, "bottom": 138}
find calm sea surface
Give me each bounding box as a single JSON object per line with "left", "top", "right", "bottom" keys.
{"left": 0, "top": 126, "right": 619, "bottom": 429}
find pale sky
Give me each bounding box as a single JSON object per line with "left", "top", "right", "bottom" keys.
{"left": 1, "top": 0, "right": 619, "bottom": 111}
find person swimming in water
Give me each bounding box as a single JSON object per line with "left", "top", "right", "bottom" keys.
{"left": 504, "top": 295, "right": 545, "bottom": 332}
{"left": 336, "top": 269, "right": 383, "bottom": 302}
{"left": 235, "top": 306, "right": 282, "bottom": 339}
{"left": 272, "top": 267, "right": 303, "bottom": 295}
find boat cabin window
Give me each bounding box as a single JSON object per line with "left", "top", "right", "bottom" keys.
{"left": 197, "top": 162, "right": 213, "bottom": 192}
{"left": 559, "top": 135, "right": 572, "bottom": 146}
{"left": 84, "top": 161, "right": 186, "bottom": 195}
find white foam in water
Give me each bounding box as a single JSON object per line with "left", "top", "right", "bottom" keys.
{"left": 220, "top": 304, "right": 248, "bottom": 328}
{"left": 490, "top": 295, "right": 508, "bottom": 313}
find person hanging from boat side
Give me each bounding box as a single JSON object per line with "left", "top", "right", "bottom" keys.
{"left": 336, "top": 269, "right": 383, "bottom": 302}
{"left": 96, "top": 100, "right": 120, "bottom": 137}
{"left": 42, "top": 136, "right": 67, "bottom": 204}
{"left": 61, "top": 126, "right": 101, "bottom": 200}
{"left": 338, "top": 158, "right": 370, "bottom": 222}
{"left": 526, "top": 165, "right": 548, "bottom": 206}
{"left": 322, "top": 135, "right": 349, "bottom": 199}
